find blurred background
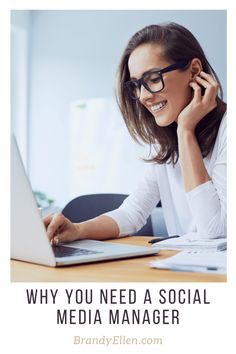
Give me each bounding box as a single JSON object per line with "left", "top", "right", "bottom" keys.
{"left": 11, "top": 10, "right": 226, "bottom": 215}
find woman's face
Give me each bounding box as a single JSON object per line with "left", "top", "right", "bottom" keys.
{"left": 128, "top": 43, "right": 192, "bottom": 127}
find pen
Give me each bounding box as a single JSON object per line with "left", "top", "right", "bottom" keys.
{"left": 148, "top": 235, "right": 180, "bottom": 244}
{"left": 171, "top": 266, "right": 220, "bottom": 273}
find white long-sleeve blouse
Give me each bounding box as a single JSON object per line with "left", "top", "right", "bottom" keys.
{"left": 105, "top": 115, "right": 227, "bottom": 238}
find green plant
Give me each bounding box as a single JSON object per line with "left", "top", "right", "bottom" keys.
{"left": 34, "top": 191, "right": 55, "bottom": 208}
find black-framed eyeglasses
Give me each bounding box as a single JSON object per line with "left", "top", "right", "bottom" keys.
{"left": 125, "top": 60, "right": 189, "bottom": 100}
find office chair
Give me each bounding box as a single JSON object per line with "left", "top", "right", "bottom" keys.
{"left": 62, "top": 193, "right": 154, "bottom": 236}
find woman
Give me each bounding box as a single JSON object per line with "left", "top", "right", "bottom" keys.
{"left": 44, "top": 22, "right": 226, "bottom": 244}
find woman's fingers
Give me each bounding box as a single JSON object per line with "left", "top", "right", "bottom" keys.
{"left": 195, "top": 72, "right": 219, "bottom": 106}
{"left": 189, "top": 81, "right": 202, "bottom": 102}
{"left": 46, "top": 213, "right": 65, "bottom": 241}
{"left": 52, "top": 222, "right": 79, "bottom": 245}
{"left": 195, "top": 75, "right": 211, "bottom": 89}
{"left": 43, "top": 213, "right": 53, "bottom": 228}
{"left": 178, "top": 72, "right": 219, "bottom": 131}
{"left": 53, "top": 230, "right": 71, "bottom": 245}
{"left": 199, "top": 71, "right": 218, "bottom": 86}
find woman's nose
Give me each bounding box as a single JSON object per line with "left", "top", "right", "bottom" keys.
{"left": 139, "top": 85, "right": 153, "bottom": 103}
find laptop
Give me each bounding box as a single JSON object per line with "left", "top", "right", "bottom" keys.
{"left": 11, "top": 135, "right": 159, "bottom": 267}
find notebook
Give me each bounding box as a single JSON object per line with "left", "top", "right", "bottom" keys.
{"left": 150, "top": 249, "right": 226, "bottom": 274}
{"left": 11, "top": 135, "right": 159, "bottom": 267}
{"left": 151, "top": 233, "right": 227, "bottom": 251}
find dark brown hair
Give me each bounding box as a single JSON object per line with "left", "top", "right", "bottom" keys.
{"left": 116, "top": 22, "right": 226, "bottom": 164}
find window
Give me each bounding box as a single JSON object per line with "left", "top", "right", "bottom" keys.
{"left": 11, "top": 24, "right": 29, "bottom": 169}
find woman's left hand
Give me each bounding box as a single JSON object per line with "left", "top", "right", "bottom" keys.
{"left": 177, "top": 71, "right": 219, "bottom": 133}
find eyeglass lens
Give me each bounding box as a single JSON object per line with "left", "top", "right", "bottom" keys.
{"left": 129, "top": 71, "right": 163, "bottom": 99}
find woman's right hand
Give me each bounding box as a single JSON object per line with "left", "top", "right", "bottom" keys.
{"left": 43, "top": 213, "right": 81, "bottom": 245}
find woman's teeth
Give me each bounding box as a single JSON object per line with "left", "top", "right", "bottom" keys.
{"left": 150, "top": 101, "right": 167, "bottom": 112}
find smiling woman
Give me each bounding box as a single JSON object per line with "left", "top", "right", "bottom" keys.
{"left": 44, "top": 22, "right": 227, "bottom": 244}
{"left": 117, "top": 23, "right": 226, "bottom": 164}
{"left": 106, "top": 22, "right": 227, "bottom": 238}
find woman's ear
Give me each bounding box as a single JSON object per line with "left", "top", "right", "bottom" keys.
{"left": 189, "top": 58, "right": 203, "bottom": 80}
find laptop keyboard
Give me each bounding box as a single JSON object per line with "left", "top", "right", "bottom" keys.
{"left": 52, "top": 244, "right": 102, "bottom": 258}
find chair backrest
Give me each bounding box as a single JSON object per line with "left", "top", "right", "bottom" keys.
{"left": 62, "top": 193, "right": 153, "bottom": 236}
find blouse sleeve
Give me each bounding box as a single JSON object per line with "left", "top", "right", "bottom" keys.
{"left": 104, "top": 164, "right": 161, "bottom": 236}
{"left": 186, "top": 116, "right": 227, "bottom": 238}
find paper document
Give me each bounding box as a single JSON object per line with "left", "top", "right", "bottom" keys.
{"left": 152, "top": 233, "right": 227, "bottom": 251}
{"left": 150, "top": 250, "right": 227, "bottom": 274}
